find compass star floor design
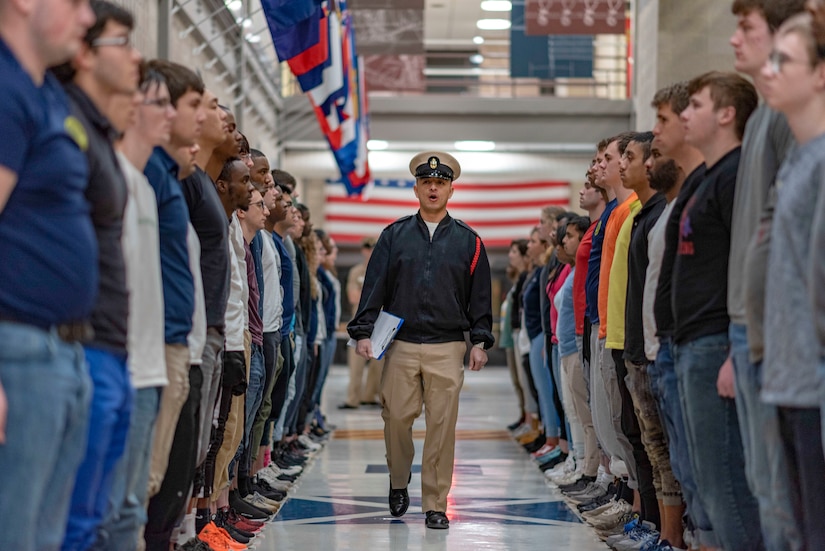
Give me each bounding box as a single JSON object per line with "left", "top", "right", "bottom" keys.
{"left": 249, "top": 365, "right": 607, "bottom": 550}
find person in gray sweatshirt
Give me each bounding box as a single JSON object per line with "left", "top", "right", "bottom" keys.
{"left": 760, "top": 12, "right": 825, "bottom": 548}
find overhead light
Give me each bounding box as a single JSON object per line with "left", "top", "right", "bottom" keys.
{"left": 481, "top": 0, "right": 512, "bottom": 11}
{"left": 454, "top": 140, "right": 495, "bottom": 151}
{"left": 473, "top": 35, "right": 485, "bottom": 45}
{"left": 367, "top": 139, "right": 389, "bottom": 151}
{"left": 242, "top": 18, "right": 252, "bottom": 28}
{"left": 470, "top": 54, "right": 484, "bottom": 64}
{"left": 225, "top": 0, "right": 243, "bottom": 12}
{"left": 244, "top": 33, "right": 261, "bottom": 43}
{"left": 476, "top": 19, "right": 511, "bottom": 30}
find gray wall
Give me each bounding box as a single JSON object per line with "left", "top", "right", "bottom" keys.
{"left": 635, "top": 0, "right": 737, "bottom": 131}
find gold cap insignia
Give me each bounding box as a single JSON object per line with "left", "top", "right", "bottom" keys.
{"left": 429, "top": 156, "right": 438, "bottom": 169}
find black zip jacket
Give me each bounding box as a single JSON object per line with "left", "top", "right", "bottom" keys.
{"left": 347, "top": 212, "right": 495, "bottom": 349}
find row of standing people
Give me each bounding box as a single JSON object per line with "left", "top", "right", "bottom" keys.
{"left": 0, "top": 1, "right": 342, "bottom": 550}
{"left": 501, "top": 2, "right": 825, "bottom": 550}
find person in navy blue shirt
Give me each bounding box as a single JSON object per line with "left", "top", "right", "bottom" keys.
{"left": 51, "top": 3, "right": 143, "bottom": 549}
{"left": 0, "top": 2, "right": 96, "bottom": 550}
{"left": 267, "top": 181, "right": 298, "bottom": 447}
{"left": 141, "top": 58, "right": 209, "bottom": 551}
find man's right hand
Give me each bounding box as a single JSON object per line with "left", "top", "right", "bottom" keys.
{"left": 356, "top": 338, "right": 373, "bottom": 360}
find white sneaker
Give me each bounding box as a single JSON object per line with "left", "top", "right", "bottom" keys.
{"left": 549, "top": 468, "right": 583, "bottom": 486}
{"left": 546, "top": 455, "right": 577, "bottom": 482}
{"left": 268, "top": 462, "right": 302, "bottom": 476}
{"left": 256, "top": 468, "right": 292, "bottom": 490}
{"left": 588, "top": 499, "right": 632, "bottom": 529}
{"left": 581, "top": 496, "right": 619, "bottom": 519}
{"left": 244, "top": 492, "right": 279, "bottom": 514}
{"left": 298, "top": 434, "right": 322, "bottom": 452}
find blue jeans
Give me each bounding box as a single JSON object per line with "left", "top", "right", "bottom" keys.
{"left": 312, "top": 333, "right": 336, "bottom": 407}
{"left": 272, "top": 334, "right": 295, "bottom": 443}
{"left": 63, "top": 347, "right": 134, "bottom": 551}
{"left": 730, "top": 323, "right": 802, "bottom": 551}
{"left": 92, "top": 387, "right": 160, "bottom": 551}
{"left": 649, "top": 338, "right": 716, "bottom": 547}
{"left": 529, "top": 334, "right": 559, "bottom": 437}
{"left": 284, "top": 332, "right": 308, "bottom": 434}
{"left": 0, "top": 322, "right": 92, "bottom": 551}
{"left": 551, "top": 343, "right": 571, "bottom": 440}
{"left": 236, "top": 343, "right": 266, "bottom": 475}
{"left": 673, "top": 332, "right": 764, "bottom": 551}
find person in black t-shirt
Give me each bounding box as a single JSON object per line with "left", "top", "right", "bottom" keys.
{"left": 672, "top": 71, "right": 761, "bottom": 551}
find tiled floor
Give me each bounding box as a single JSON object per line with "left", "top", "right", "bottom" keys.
{"left": 251, "top": 365, "right": 607, "bottom": 550}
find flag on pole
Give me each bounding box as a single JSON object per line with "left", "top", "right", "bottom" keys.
{"left": 264, "top": 0, "right": 371, "bottom": 196}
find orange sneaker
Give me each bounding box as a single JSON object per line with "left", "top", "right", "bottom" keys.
{"left": 198, "top": 521, "right": 247, "bottom": 551}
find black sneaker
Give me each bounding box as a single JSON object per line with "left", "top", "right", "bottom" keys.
{"left": 523, "top": 435, "right": 547, "bottom": 454}
{"left": 559, "top": 475, "right": 596, "bottom": 493}
{"left": 507, "top": 417, "right": 524, "bottom": 431}
{"left": 539, "top": 452, "right": 568, "bottom": 471}
{"left": 577, "top": 492, "right": 614, "bottom": 513}
{"left": 213, "top": 509, "right": 254, "bottom": 542}
{"left": 229, "top": 489, "right": 270, "bottom": 520}
{"left": 250, "top": 481, "right": 285, "bottom": 502}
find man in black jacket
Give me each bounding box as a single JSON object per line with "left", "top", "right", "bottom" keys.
{"left": 348, "top": 151, "right": 494, "bottom": 530}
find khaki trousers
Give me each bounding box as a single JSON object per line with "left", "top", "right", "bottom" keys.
{"left": 147, "top": 344, "right": 190, "bottom": 497}
{"left": 381, "top": 340, "right": 465, "bottom": 513}
{"left": 346, "top": 346, "right": 384, "bottom": 406}
{"left": 561, "top": 352, "right": 600, "bottom": 477}
{"left": 212, "top": 331, "right": 251, "bottom": 499}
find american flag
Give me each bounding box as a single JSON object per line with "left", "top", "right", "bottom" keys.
{"left": 324, "top": 178, "right": 570, "bottom": 249}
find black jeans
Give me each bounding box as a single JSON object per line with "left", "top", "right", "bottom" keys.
{"left": 268, "top": 333, "right": 296, "bottom": 440}
{"left": 144, "top": 365, "right": 202, "bottom": 551}
{"left": 778, "top": 406, "right": 825, "bottom": 547}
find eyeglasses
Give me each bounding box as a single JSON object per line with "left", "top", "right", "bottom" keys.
{"left": 240, "top": 153, "right": 252, "bottom": 161}
{"left": 143, "top": 97, "right": 172, "bottom": 109}
{"left": 767, "top": 49, "right": 809, "bottom": 75}
{"left": 90, "top": 35, "right": 131, "bottom": 49}
{"left": 250, "top": 200, "right": 266, "bottom": 210}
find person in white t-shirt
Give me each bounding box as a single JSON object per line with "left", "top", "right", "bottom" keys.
{"left": 99, "top": 68, "right": 173, "bottom": 551}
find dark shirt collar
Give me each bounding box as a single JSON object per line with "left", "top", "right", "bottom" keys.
{"left": 639, "top": 192, "right": 666, "bottom": 215}
{"left": 63, "top": 82, "right": 119, "bottom": 142}
{"left": 705, "top": 146, "right": 741, "bottom": 175}
{"left": 152, "top": 146, "right": 180, "bottom": 179}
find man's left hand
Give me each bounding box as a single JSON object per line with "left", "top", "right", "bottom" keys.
{"left": 468, "top": 347, "right": 487, "bottom": 371}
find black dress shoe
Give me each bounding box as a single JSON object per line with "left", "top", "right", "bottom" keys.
{"left": 337, "top": 403, "right": 358, "bottom": 410}
{"left": 425, "top": 510, "right": 449, "bottom": 529}
{"left": 388, "top": 487, "right": 409, "bottom": 517}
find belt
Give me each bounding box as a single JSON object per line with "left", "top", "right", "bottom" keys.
{"left": 0, "top": 315, "right": 94, "bottom": 343}
{"left": 55, "top": 321, "right": 95, "bottom": 343}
